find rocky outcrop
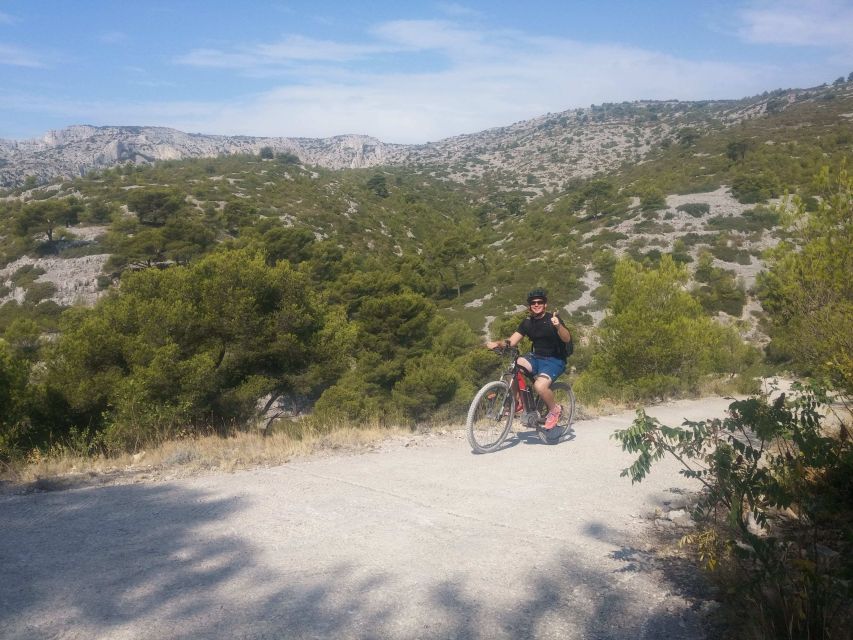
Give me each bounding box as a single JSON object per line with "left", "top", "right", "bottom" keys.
{"left": 0, "top": 254, "right": 110, "bottom": 307}
{"left": 0, "top": 125, "right": 406, "bottom": 187}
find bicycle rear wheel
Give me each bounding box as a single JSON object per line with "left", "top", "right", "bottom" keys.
{"left": 535, "top": 381, "right": 576, "bottom": 444}
{"left": 466, "top": 380, "right": 514, "bottom": 453}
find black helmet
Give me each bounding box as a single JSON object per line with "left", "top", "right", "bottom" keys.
{"left": 526, "top": 288, "right": 548, "bottom": 304}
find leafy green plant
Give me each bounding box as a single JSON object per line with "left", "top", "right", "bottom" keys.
{"left": 677, "top": 202, "right": 710, "bottom": 217}
{"left": 44, "top": 249, "right": 355, "bottom": 447}
{"left": 24, "top": 281, "right": 57, "bottom": 304}
{"left": 575, "top": 255, "right": 751, "bottom": 402}
{"left": 613, "top": 384, "right": 852, "bottom": 639}
{"left": 0, "top": 340, "right": 30, "bottom": 460}
{"left": 731, "top": 172, "right": 781, "bottom": 204}
{"left": 758, "top": 164, "right": 852, "bottom": 396}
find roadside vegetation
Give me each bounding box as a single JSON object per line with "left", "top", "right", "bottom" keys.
{"left": 614, "top": 164, "right": 852, "bottom": 639}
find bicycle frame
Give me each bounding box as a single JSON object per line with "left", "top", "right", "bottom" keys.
{"left": 500, "top": 349, "right": 547, "bottom": 429}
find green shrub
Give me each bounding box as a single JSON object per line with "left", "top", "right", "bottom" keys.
{"left": 709, "top": 242, "right": 752, "bottom": 265}
{"left": 24, "top": 281, "right": 57, "bottom": 304}
{"left": 639, "top": 185, "right": 666, "bottom": 211}
{"left": 676, "top": 202, "right": 710, "bottom": 217}
{"left": 392, "top": 354, "right": 459, "bottom": 421}
{"left": 313, "top": 374, "right": 387, "bottom": 425}
{"left": 0, "top": 340, "right": 29, "bottom": 460}
{"left": 10, "top": 265, "right": 45, "bottom": 288}
{"left": 758, "top": 165, "right": 852, "bottom": 396}
{"left": 707, "top": 207, "right": 779, "bottom": 233}
{"left": 693, "top": 254, "right": 747, "bottom": 316}
{"left": 45, "top": 249, "right": 355, "bottom": 447}
{"left": 731, "top": 172, "right": 781, "bottom": 204}
{"left": 577, "top": 256, "right": 752, "bottom": 401}
{"left": 614, "top": 384, "right": 852, "bottom": 640}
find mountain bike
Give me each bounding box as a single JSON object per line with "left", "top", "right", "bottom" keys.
{"left": 466, "top": 347, "right": 575, "bottom": 453}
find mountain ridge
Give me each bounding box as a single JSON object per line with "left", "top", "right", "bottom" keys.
{"left": 0, "top": 125, "right": 403, "bottom": 187}
{"left": 0, "top": 88, "right": 805, "bottom": 191}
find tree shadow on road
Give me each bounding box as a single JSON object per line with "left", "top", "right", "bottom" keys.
{"left": 1, "top": 482, "right": 719, "bottom": 639}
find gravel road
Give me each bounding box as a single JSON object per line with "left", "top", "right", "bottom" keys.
{"left": 0, "top": 397, "right": 734, "bottom": 640}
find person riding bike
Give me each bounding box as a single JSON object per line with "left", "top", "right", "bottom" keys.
{"left": 485, "top": 288, "right": 572, "bottom": 430}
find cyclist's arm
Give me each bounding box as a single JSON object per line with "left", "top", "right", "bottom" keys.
{"left": 485, "top": 331, "right": 524, "bottom": 350}
{"left": 551, "top": 314, "right": 572, "bottom": 343}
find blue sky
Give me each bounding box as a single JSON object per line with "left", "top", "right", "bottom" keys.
{"left": 1, "top": 1, "right": 851, "bottom": 143}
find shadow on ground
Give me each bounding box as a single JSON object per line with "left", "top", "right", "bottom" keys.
{"left": 1, "top": 481, "right": 718, "bottom": 639}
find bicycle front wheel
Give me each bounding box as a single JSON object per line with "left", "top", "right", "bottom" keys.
{"left": 466, "top": 380, "right": 513, "bottom": 453}
{"left": 536, "top": 381, "right": 576, "bottom": 444}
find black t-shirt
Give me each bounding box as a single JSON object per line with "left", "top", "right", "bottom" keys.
{"left": 517, "top": 312, "right": 568, "bottom": 359}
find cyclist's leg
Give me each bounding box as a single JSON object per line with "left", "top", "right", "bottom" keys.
{"left": 533, "top": 374, "right": 554, "bottom": 409}
{"left": 516, "top": 356, "right": 534, "bottom": 374}
{"left": 535, "top": 358, "right": 566, "bottom": 422}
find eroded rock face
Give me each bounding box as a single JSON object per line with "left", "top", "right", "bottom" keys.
{"left": 0, "top": 125, "right": 404, "bottom": 187}
{"left": 0, "top": 254, "right": 110, "bottom": 307}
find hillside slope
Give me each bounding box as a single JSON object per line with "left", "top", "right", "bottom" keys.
{"left": 6, "top": 83, "right": 849, "bottom": 192}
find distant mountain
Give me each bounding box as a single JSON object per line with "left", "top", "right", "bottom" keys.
{"left": 0, "top": 125, "right": 404, "bottom": 188}
{"left": 0, "top": 83, "right": 847, "bottom": 191}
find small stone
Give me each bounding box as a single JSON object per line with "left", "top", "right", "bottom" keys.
{"left": 668, "top": 509, "right": 695, "bottom": 527}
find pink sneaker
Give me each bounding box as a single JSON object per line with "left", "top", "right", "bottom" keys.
{"left": 544, "top": 405, "right": 562, "bottom": 430}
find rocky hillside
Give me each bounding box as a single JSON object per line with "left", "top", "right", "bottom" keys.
{"left": 0, "top": 126, "right": 405, "bottom": 188}
{"left": 0, "top": 87, "right": 816, "bottom": 191}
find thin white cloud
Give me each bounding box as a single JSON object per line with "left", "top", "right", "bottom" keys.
{"left": 0, "top": 43, "right": 45, "bottom": 67}
{"left": 163, "top": 34, "right": 785, "bottom": 143}
{"left": 177, "top": 35, "right": 390, "bottom": 69}
{"left": 0, "top": 11, "right": 17, "bottom": 25}
{"left": 370, "top": 19, "right": 496, "bottom": 58}
{"left": 738, "top": 0, "right": 853, "bottom": 48}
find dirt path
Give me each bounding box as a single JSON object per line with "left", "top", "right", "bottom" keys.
{"left": 0, "top": 397, "right": 734, "bottom": 640}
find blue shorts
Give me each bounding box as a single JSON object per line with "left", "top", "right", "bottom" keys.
{"left": 523, "top": 354, "right": 565, "bottom": 381}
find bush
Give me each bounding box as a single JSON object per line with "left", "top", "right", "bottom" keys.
{"left": 693, "top": 254, "right": 746, "bottom": 316}
{"left": 0, "top": 340, "right": 29, "bottom": 460}
{"left": 709, "top": 242, "right": 752, "bottom": 265}
{"left": 731, "top": 172, "right": 781, "bottom": 204}
{"left": 44, "top": 249, "right": 355, "bottom": 448}
{"left": 10, "top": 265, "right": 45, "bottom": 288}
{"left": 614, "top": 384, "right": 853, "bottom": 639}
{"left": 758, "top": 165, "right": 852, "bottom": 396}
{"left": 639, "top": 185, "right": 666, "bottom": 211}
{"left": 577, "top": 256, "right": 754, "bottom": 401}
{"left": 677, "top": 202, "right": 710, "bottom": 217}
{"left": 392, "top": 354, "right": 459, "bottom": 421}
{"left": 24, "top": 281, "right": 57, "bottom": 304}
{"left": 312, "top": 374, "right": 387, "bottom": 425}
{"left": 707, "top": 207, "right": 779, "bottom": 233}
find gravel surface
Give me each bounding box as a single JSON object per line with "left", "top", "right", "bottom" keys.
{"left": 0, "top": 397, "right": 735, "bottom": 639}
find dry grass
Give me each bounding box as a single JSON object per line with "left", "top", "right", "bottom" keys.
{"left": 0, "top": 422, "right": 417, "bottom": 491}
